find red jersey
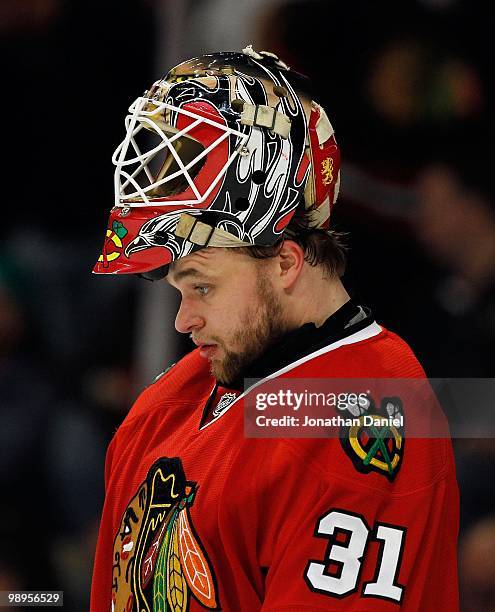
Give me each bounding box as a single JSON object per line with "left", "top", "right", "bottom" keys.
{"left": 91, "top": 321, "right": 459, "bottom": 611}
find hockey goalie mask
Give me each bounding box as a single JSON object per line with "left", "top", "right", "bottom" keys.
{"left": 94, "top": 47, "right": 341, "bottom": 277}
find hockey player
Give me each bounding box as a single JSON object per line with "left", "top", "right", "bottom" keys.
{"left": 91, "top": 47, "right": 459, "bottom": 611}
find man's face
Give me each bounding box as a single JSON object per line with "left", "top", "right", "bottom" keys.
{"left": 168, "top": 248, "right": 289, "bottom": 385}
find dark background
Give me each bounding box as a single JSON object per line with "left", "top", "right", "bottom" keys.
{"left": 1, "top": 1, "right": 494, "bottom": 609}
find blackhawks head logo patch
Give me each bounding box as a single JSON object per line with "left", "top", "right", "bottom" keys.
{"left": 112, "top": 457, "right": 219, "bottom": 611}
{"left": 339, "top": 396, "right": 405, "bottom": 482}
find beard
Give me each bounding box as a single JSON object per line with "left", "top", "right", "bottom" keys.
{"left": 209, "top": 270, "right": 289, "bottom": 386}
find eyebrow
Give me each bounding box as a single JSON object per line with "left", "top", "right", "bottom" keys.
{"left": 168, "top": 267, "right": 210, "bottom": 284}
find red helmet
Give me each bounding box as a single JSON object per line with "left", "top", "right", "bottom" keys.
{"left": 93, "top": 46, "right": 340, "bottom": 278}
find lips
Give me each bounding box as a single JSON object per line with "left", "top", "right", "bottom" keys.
{"left": 199, "top": 344, "right": 217, "bottom": 359}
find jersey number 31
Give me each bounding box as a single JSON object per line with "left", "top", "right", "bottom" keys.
{"left": 304, "top": 508, "right": 406, "bottom": 604}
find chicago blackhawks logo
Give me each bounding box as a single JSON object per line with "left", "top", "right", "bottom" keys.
{"left": 339, "top": 396, "right": 405, "bottom": 482}
{"left": 98, "top": 220, "right": 128, "bottom": 267}
{"left": 112, "top": 457, "right": 219, "bottom": 612}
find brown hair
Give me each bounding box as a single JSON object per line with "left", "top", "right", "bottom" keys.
{"left": 240, "top": 205, "right": 348, "bottom": 278}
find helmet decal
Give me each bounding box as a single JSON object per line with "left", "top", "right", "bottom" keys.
{"left": 125, "top": 210, "right": 194, "bottom": 259}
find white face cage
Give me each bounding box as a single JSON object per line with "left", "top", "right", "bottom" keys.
{"left": 112, "top": 96, "right": 249, "bottom": 208}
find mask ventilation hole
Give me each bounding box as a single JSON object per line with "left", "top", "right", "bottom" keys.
{"left": 251, "top": 170, "right": 266, "bottom": 184}
{"left": 235, "top": 197, "right": 250, "bottom": 211}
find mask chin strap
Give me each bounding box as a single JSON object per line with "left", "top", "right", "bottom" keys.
{"left": 174, "top": 213, "right": 251, "bottom": 248}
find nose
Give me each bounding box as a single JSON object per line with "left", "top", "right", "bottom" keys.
{"left": 175, "top": 297, "right": 205, "bottom": 334}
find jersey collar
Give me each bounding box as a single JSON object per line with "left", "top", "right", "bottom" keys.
{"left": 229, "top": 299, "right": 373, "bottom": 390}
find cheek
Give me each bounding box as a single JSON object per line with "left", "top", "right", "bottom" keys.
{"left": 204, "top": 275, "right": 261, "bottom": 341}
{"left": 208, "top": 306, "right": 236, "bottom": 338}
{"left": 232, "top": 274, "right": 260, "bottom": 301}
{"left": 206, "top": 304, "right": 248, "bottom": 347}
{"left": 205, "top": 294, "right": 244, "bottom": 328}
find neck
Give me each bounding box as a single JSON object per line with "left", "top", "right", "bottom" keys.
{"left": 284, "top": 266, "right": 351, "bottom": 329}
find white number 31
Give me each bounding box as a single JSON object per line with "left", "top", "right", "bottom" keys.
{"left": 304, "top": 509, "right": 406, "bottom": 604}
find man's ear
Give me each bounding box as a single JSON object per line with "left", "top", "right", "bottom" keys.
{"left": 276, "top": 240, "right": 305, "bottom": 289}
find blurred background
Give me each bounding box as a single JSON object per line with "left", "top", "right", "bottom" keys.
{"left": 1, "top": 0, "right": 494, "bottom": 609}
